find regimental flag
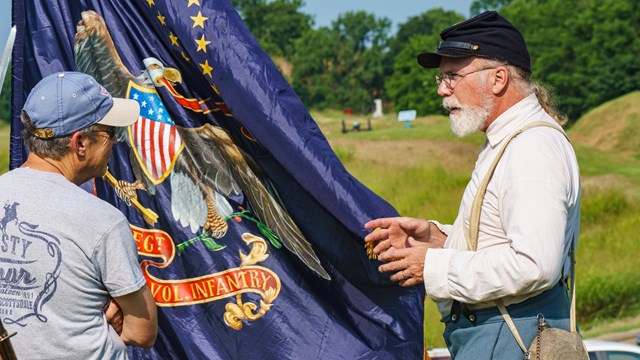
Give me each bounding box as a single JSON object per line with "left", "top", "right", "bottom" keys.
{"left": 10, "top": 1, "right": 425, "bottom": 359}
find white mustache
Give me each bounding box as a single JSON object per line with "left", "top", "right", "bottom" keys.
{"left": 443, "top": 98, "right": 462, "bottom": 111}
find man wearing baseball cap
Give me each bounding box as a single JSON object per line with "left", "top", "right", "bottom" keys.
{"left": 365, "top": 11, "right": 582, "bottom": 358}
{"left": 0, "top": 72, "right": 157, "bottom": 359}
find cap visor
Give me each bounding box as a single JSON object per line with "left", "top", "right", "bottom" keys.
{"left": 417, "top": 52, "right": 442, "bottom": 68}
{"left": 98, "top": 98, "right": 140, "bottom": 127}
{"left": 418, "top": 49, "right": 476, "bottom": 68}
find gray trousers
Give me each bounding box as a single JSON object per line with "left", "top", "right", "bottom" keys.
{"left": 442, "top": 283, "right": 571, "bottom": 359}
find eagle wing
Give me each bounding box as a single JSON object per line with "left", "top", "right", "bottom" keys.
{"left": 176, "top": 125, "right": 330, "bottom": 280}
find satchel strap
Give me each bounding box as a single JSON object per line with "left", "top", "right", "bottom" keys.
{"left": 465, "top": 121, "right": 577, "bottom": 353}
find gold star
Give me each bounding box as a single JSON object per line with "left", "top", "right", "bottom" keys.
{"left": 181, "top": 52, "right": 191, "bottom": 62}
{"left": 157, "top": 11, "right": 166, "bottom": 26}
{"left": 146, "top": 0, "right": 155, "bottom": 6}
{"left": 195, "top": 34, "right": 211, "bottom": 53}
{"left": 187, "top": 0, "right": 200, "bottom": 7}
{"left": 191, "top": 11, "right": 208, "bottom": 29}
{"left": 211, "top": 83, "right": 220, "bottom": 95}
{"left": 169, "top": 32, "right": 179, "bottom": 46}
{"left": 200, "top": 60, "right": 213, "bottom": 77}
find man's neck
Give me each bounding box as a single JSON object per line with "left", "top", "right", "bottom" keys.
{"left": 21, "top": 153, "right": 83, "bottom": 185}
{"left": 483, "top": 90, "right": 530, "bottom": 131}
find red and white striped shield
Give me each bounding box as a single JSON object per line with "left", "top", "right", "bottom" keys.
{"left": 126, "top": 81, "right": 184, "bottom": 184}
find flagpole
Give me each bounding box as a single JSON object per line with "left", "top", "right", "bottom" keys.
{"left": 0, "top": 318, "right": 17, "bottom": 360}
{"left": 0, "top": 26, "right": 16, "bottom": 97}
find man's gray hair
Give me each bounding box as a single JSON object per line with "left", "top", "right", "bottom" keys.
{"left": 476, "top": 58, "right": 568, "bottom": 125}
{"left": 21, "top": 111, "right": 101, "bottom": 160}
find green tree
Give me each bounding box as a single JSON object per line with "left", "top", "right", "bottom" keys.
{"left": 386, "top": 35, "right": 444, "bottom": 116}
{"left": 291, "top": 11, "right": 392, "bottom": 112}
{"left": 290, "top": 28, "right": 339, "bottom": 109}
{"left": 331, "top": 11, "right": 391, "bottom": 111}
{"left": 502, "top": 0, "right": 640, "bottom": 122}
{"left": 390, "top": 9, "right": 464, "bottom": 56}
{"left": 0, "top": 65, "right": 10, "bottom": 124}
{"left": 231, "top": 0, "right": 312, "bottom": 58}
{"left": 387, "top": 9, "right": 463, "bottom": 115}
{"left": 470, "top": 0, "right": 513, "bottom": 16}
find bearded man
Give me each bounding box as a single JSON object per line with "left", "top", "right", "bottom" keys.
{"left": 364, "top": 11, "right": 582, "bottom": 359}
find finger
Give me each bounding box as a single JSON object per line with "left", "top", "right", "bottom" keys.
{"left": 364, "top": 228, "right": 389, "bottom": 243}
{"left": 378, "top": 258, "right": 405, "bottom": 273}
{"left": 376, "top": 246, "right": 398, "bottom": 262}
{"left": 364, "top": 217, "right": 400, "bottom": 230}
{"left": 399, "top": 275, "right": 424, "bottom": 287}
{"left": 390, "top": 269, "right": 408, "bottom": 282}
{"left": 373, "top": 239, "right": 394, "bottom": 255}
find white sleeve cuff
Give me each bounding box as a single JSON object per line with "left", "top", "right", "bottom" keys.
{"left": 423, "top": 248, "right": 458, "bottom": 301}
{"left": 428, "top": 220, "right": 452, "bottom": 236}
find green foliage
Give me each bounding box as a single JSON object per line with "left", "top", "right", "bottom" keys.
{"left": 232, "top": 0, "right": 312, "bottom": 58}
{"left": 580, "top": 189, "right": 628, "bottom": 224}
{"left": 390, "top": 8, "right": 464, "bottom": 56}
{"left": 291, "top": 11, "right": 392, "bottom": 112}
{"left": 233, "top": 0, "right": 639, "bottom": 122}
{"left": 386, "top": 35, "right": 443, "bottom": 116}
{"left": 291, "top": 28, "right": 340, "bottom": 109}
{"left": 332, "top": 145, "right": 355, "bottom": 163}
{"left": 0, "top": 125, "right": 9, "bottom": 174}
{"left": 386, "top": 9, "right": 463, "bottom": 115}
{"left": 470, "top": 0, "right": 513, "bottom": 15}
{"left": 501, "top": 0, "right": 640, "bottom": 122}
{"left": 578, "top": 272, "right": 640, "bottom": 327}
{"left": 0, "top": 64, "right": 10, "bottom": 125}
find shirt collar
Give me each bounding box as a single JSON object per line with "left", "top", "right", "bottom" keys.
{"left": 485, "top": 94, "right": 543, "bottom": 148}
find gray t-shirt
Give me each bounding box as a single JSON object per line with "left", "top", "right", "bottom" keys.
{"left": 0, "top": 168, "right": 145, "bottom": 359}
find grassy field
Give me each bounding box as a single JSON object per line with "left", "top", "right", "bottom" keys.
{"left": 0, "top": 123, "right": 9, "bottom": 173}
{"left": 311, "top": 93, "right": 640, "bottom": 346}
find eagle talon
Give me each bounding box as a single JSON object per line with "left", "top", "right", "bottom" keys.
{"left": 204, "top": 195, "right": 228, "bottom": 238}
{"left": 114, "top": 180, "right": 146, "bottom": 206}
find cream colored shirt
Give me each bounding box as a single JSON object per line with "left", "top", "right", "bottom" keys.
{"left": 424, "top": 94, "right": 581, "bottom": 316}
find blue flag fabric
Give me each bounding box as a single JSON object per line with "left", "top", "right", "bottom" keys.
{"left": 10, "top": 1, "right": 425, "bottom": 359}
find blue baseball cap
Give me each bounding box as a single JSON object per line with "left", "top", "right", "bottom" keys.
{"left": 22, "top": 71, "right": 140, "bottom": 139}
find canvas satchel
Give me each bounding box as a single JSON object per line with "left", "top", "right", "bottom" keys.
{"left": 466, "top": 121, "right": 589, "bottom": 360}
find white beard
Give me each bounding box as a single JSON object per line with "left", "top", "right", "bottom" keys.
{"left": 443, "top": 95, "right": 493, "bottom": 137}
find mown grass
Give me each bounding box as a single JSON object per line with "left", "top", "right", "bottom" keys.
{"left": 0, "top": 124, "right": 9, "bottom": 174}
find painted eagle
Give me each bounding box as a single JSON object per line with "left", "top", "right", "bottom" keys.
{"left": 74, "top": 10, "right": 330, "bottom": 280}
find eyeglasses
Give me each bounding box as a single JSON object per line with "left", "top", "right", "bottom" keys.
{"left": 435, "top": 67, "right": 496, "bottom": 90}
{"left": 87, "top": 127, "right": 117, "bottom": 141}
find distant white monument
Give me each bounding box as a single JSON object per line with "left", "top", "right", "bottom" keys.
{"left": 372, "top": 99, "right": 383, "bottom": 118}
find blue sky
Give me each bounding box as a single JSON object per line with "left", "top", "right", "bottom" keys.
{"left": 0, "top": 1, "right": 473, "bottom": 58}
{"left": 301, "top": 0, "right": 472, "bottom": 30}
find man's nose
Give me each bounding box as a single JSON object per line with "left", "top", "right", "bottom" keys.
{"left": 437, "top": 81, "right": 452, "bottom": 97}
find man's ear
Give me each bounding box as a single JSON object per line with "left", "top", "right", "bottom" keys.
{"left": 70, "top": 131, "right": 88, "bottom": 157}
{"left": 492, "top": 66, "right": 509, "bottom": 95}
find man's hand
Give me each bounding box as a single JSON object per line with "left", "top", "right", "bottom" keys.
{"left": 377, "top": 244, "right": 436, "bottom": 287}
{"left": 364, "top": 217, "right": 446, "bottom": 287}
{"left": 104, "top": 298, "right": 123, "bottom": 335}
{"left": 364, "top": 217, "right": 444, "bottom": 254}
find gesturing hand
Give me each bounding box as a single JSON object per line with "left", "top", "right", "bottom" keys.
{"left": 364, "top": 217, "right": 446, "bottom": 287}
{"left": 364, "top": 217, "right": 443, "bottom": 253}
